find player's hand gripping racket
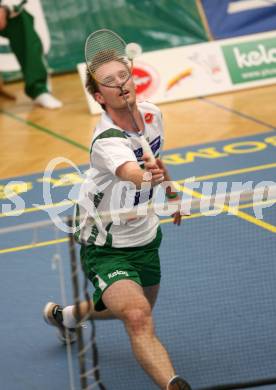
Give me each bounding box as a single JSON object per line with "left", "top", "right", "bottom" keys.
{"left": 85, "top": 28, "right": 155, "bottom": 164}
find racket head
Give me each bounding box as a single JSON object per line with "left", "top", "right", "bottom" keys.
{"left": 85, "top": 29, "right": 132, "bottom": 88}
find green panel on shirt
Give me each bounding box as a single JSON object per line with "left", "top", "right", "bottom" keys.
{"left": 90, "top": 128, "right": 127, "bottom": 153}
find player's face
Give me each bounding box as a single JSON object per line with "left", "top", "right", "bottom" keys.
{"left": 94, "top": 60, "right": 136, "bottom": 109}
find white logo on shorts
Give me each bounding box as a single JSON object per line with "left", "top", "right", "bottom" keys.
{"left": 108, "top": 270, "right": 129, "bottom": 279}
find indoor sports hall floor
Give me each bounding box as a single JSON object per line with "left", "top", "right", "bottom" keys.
{"left": 0, "top": 75, "right": 276, "bottom": 390}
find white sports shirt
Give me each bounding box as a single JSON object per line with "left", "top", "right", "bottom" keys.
{"left": 75, "top": 101, "right": 164, "bottom": 248}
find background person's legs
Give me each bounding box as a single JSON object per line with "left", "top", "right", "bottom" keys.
{"left": 0, "top": 74, "right": 15, "bottom": 99}
{"left": 0, "top": 10, "right": 62, "bottom": 108}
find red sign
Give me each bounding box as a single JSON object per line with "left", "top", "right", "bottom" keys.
{"left": 132, "top": 67, "right": 152, "bottom": 95}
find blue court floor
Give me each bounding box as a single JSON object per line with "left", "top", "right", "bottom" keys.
{"left": 0, "top": 131, "right": 276, "bottom": 390}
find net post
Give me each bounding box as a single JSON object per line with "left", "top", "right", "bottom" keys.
{"left": 82, "top": 275, "right": 107, "bottom": 390}
{"left": 67, "top": 216, "right": 88, "bottom": 390}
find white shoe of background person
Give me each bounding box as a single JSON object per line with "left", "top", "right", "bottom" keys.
{"left": 34, "top": 92, "right": 63, "bottom": 109}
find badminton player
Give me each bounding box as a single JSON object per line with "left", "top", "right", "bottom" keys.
{"left": 44, "top": 46, "right": 191, "bottom": 390}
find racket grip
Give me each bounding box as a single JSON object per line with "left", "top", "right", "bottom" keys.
{"left": 140, "top": 136, "right": 156, "bottom": 163}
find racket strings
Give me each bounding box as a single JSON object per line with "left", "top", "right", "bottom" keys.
{"left": 85, "top": 29, "right": 131, "bottom": 88}
{"left": 84, "top": 28, "right": 153, "bottom": 159}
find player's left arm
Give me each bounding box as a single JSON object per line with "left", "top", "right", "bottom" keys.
{"left": 156, "top": 158, "right": 182, "bottom": 226}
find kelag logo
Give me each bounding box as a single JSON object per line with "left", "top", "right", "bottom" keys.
{"left": 222, "top": 37, "right": 276, "bottom": 84}
{"left": 132, "top": 62, "right": 160, "bottom": 98}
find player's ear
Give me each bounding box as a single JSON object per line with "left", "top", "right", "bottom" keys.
{"left": 94, "top": 92, "right": 105, "bottom": 105}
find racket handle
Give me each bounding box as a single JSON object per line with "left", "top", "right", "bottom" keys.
{"left": 139, "top": 136, "right": 156, "bottom": 163}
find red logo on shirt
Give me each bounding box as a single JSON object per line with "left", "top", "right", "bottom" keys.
{"left": 145, "top": 112, "right": 154, "bottom": 124}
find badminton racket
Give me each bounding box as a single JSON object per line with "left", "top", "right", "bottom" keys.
{"left": 85, "top": 28, "right": 155, "bottom": 164}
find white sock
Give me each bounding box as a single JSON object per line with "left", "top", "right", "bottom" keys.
{"left": 62, "top": 305, "right": 77, "bottom": 329}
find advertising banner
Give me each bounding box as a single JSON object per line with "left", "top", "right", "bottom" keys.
{"left": 201, "top": 0, "right": 276, "bottom": 39}
{"left": 78, "top": 31, "right": 276, "bottom": 115}
{"left": 222, "top": 36, "right": 276, "bottom": 84}
{"left": 0, "top": 0, "right": 207, "bottom": 79}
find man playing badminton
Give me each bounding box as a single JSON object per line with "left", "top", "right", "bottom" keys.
{"left": 44, "top": 29, "right": 191, "bottom": 390}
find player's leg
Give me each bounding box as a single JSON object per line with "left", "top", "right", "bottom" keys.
{"left": 75, "top": 255, "right": 161, "bottom": 318}
{"left": 43, "top": 282, "right": 190, "bottom": 389}
{"left": 67, "top": 227, "right": 161, "bottom": 320}
{"left": 43, "top": 282, "right": 159, "bottom": 340}
{"left": 72, "top": 252, "right": 161, "bottom": 320}
{"left": 44, "top": 231, "right": 162, "bottom": 338}
{"left": 74, "top": 283, "right": 159, "bottom": 319}
{"left": 44, "top": 242, "right": 135, "bottom": 338}
{"left": 66, "top": 273, "right": 160, "bottom": 323}
{"left": 102, "top": 278, "right": 177, "bottom": 390}
{"left": 143, "top": 283, "right": 160, "bottom": 308}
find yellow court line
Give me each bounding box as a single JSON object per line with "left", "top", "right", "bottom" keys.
{"left": 0, "top": 238, "right": 68, "bottom": 254}
{"left": 0, "top": 215, "right": 211, "bottom": 254}
{"left": 179, "top": 184, "right": 276, "bottom": 233}
{"left": 0, "top": 218, "right": 176, "bottom": 254}
{"left": 0, "top": 199, "right": 74, "bottom": 218}
{"left": 230, "top": 209, "right": 276, "bottom": 233}
{"left": 1, "top": 162, "right": 276, "bottom": 218}
{"left": 161, "top": 198, "right": 276, "bottom": 223}
{"left": 1, "top": 197, "right": 275, "bottom": 254}
{"left": 179, "top": 162, "right": 276, "bottom": 183}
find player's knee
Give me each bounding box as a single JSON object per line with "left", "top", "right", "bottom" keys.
{"left": 123, "top": 305, "right": 152, "bottom": 335}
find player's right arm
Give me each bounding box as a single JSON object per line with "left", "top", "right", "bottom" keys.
{"left": 91, "top": 135, "right": 164, "bottom": 189}
{"left": 116, "top": 159, "right": 164, "bottom": 188}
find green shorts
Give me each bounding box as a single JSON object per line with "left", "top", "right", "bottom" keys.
{"left": 80, "top": 227, "right": 162, "bottom": 311}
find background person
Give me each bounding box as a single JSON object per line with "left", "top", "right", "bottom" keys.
{"left": 0, "top": 0, "right": 62, "bottom": 109}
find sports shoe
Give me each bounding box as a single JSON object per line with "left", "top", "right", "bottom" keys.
{"left": 34, "top": 93, "right": 63, "bottom": 109}
{"left": 43, "top": 302, "right": 76, "bottom": 344}
{"left": 167, "top": 376, "right": 192, "bottom": 390}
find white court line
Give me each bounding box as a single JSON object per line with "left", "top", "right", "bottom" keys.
{"left": 228, "top": 0, "right": 276, "bottom": 13}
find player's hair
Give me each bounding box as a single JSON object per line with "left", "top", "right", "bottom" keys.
{"left": 85, "top": 68, "right": 105, "bottom": 110}
{"left": 85, "top": 49, "right": 130, "bottom": 111}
